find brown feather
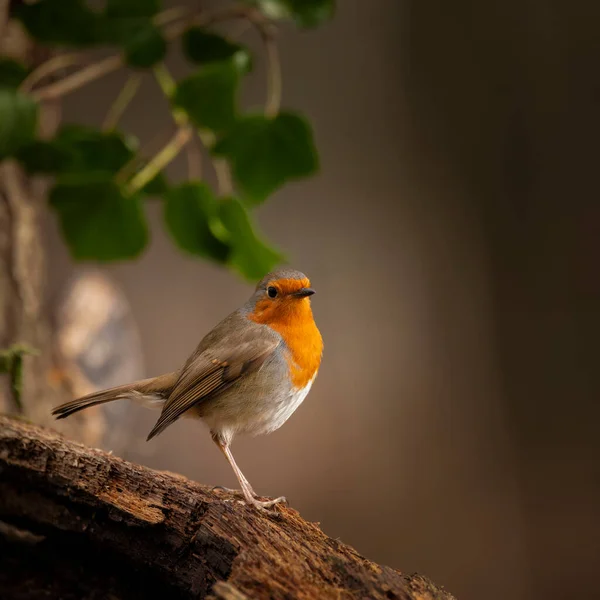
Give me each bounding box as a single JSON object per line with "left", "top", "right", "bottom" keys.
{"left": 52, "top": 373, "right": 178, "bottom": 419}
{"left": 146, "top": 334, "right": 279, "bottom": 441}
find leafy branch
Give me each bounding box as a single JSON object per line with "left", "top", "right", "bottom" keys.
{"left": 152, "top": 62, "right": 233, "bottom": 195}
{"left": 0, "top": 0, "right": 332, "bottom": 279}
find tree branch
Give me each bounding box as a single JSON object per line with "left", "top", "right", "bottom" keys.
{"left": 31, "top": 55, "right": 123, "bottom": 101}
{"left": 0, "top": 416, "right": 455, "bottom": 600}
{"left": 263, "top": 35, "right": 282, "bottom": 117}
{"left": 102, "top": 73, "right": 143, "bottom": 131}
{"left": 20, "top": 53, "right": 86, "bottom": 94}
{"left": 243, "top": 10, "right": 282, "bottom": 117}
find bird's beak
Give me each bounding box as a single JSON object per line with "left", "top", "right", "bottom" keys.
{"left": 294, "top": 287, "right": 315, "bottom": 298}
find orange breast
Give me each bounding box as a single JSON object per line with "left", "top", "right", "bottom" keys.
{"left": 249, "top": 298, "right": 323, "bottom": 389}
{"left": 273, "top": 317, "right": 323, "bottom": 389}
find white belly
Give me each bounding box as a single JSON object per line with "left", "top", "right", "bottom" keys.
{"left": 257, "top": 377, "right": 315, "bottom": 435}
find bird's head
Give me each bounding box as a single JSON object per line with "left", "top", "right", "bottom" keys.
{"left": 247, "top": 269, "right": 315, "bottom": 326}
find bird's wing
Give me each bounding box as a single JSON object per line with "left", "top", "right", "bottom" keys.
{"left": 146, "top": 319, "right": 280, "bottom": 440}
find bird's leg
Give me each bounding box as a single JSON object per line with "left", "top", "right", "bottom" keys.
{"left": 221, "top": 457, "right": 258, "bottom": 497}
{"left": 211, "top": 433, "right": 287, "bottom": 511}
{"left": 210, "top": 432, "right": 257, "bottom": 498}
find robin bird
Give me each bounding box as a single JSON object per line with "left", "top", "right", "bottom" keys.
{"left": 52, "top": 268, "right": 323, "bottom": 511}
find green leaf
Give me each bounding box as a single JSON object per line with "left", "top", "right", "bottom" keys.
{"left": 174, "top": 60, "right": 240, "bottom": 132}
{"left": 219, "top": 197, "right": 283, "bottom": 279}
{"left": 17, "top": 125, "right": 133, "bottom": 175}
{"left": 17, "top": 125, "right": 170, "bottom": 196}
{"left": 57, "top": 126, "right": 134, "bottom": 172}
{"left": 164, "top": 183, "right": 230, "bottom": 262}
{"left": 97, "top": 6, "right": 165, "bottom": 67}
{"left": 0, "top": 90, "right": 38, "bottom": 158}
{"left": 105, "top": 0, "right": 160, "bottom": 18}
{"left": 123, "top": 22, "right": 167, "bottom": 68}
{"left": 247, "top": 0, "right": 335, "bottom": 27}
{"left": 182, "top": 28, "right": 252, "bottom": 72}
{"left": 213, "top": 111, "right": 319, "bottom": 204}
{"left": 0, "top": 60, "right": 29, "bottom": 90}
{"left": 16, "top": 140, "right": 71, "bottom": 173}
{"left": 50, "top": 177, "right": 148, "bottom": 261}
{"left": 15, "top": 0, "right": 102, "bottom": 47}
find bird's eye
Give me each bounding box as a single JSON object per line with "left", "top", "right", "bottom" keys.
{"left": 267, "top": 286, "right": 278, "bottom": 298}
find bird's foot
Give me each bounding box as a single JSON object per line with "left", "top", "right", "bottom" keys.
{"left": 211, "top": 485, "right": 287, "bottom": 513}
{"left": 246, "top": 495, "right": 288, "bottom": 514}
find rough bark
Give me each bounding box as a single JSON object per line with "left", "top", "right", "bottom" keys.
{"left": 0, "top": 416, "right": 455, "bottom": 600}
{"left": 0, "top": 13, "right": 103, "bottom": 445}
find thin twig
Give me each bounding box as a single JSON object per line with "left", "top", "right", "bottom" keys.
{"left": 126, "top": 126, "right": 192, "bottom": 195}
{"left": 241, "top": 9, "right": 281, "bottom": 116}
{"left": 31, "top": 55, "right": 123, "bottom": 101}
{"left": 153, "top": 64, "right": 202, "bottom": 180}
{"left": 153, "top": 63, "right": 176, "bottom": 98}
{"left": 197, "top": 129, "right": 232, "bottom": 195}
{"left": 263, "top": 37, "right": 282, "bottom": 117}
{"left": 213, "top": 157, "right": 233, "bottom": 196}
{"left": 186, "top": 137, "right": 203, "bottom": 180}
{"left": 115, "top": 126, "right": 174, "bottom": 184}
{"left": 102, "top": 73, "right": 143, "bottom": 131}
{"left": 113, "top": 62, "right": 182, "bottom": 183}
{"left": 20, "top": 53, "right": 86, "bottom": 93}
{"left": 153, "top": 65, "right": 188, "bottom": 126}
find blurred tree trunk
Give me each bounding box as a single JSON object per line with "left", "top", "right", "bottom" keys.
{"left": 0, "top": 10, "right": 103, "bottom": 445}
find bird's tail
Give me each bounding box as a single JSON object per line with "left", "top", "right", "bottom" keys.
{"left": 52, "top": 372, "right": 178, "bottom": 420}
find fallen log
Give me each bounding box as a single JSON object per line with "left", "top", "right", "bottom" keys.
{"left": 0, "top": 416, "right": 455, "bottom": 599}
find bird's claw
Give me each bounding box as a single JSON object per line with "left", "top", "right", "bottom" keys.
{"left": 258, "top": 495, "right": 287, "bottom": 508}
{"left": 247, "top": 495, "right": 288, "bottom": 514}
{"left": 211, "top": 485, "right": 287, "bottom": 513}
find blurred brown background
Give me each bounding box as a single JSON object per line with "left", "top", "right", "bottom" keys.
{"left": 44, "top": 1, "right": 600, "bottom": 599}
